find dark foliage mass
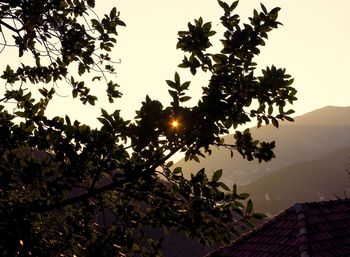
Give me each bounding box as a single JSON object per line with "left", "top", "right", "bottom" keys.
{"left": 0, "top": 0, "right": 296, "bottom": 256}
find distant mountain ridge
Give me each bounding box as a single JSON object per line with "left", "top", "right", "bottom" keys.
{"left": 176, "top": 106, "right": 350, "bottom": 186}
{"left": 166, "top": 105, "right": 350, "bottom": 256}
{"left": 292, "top": 105, "right": 350, "bottom": 127}
{"left": 240, "top": 145, "right": 350, "bottom": 216}
{"left": 158, "top": 106, "right": 350, "bottom": 257}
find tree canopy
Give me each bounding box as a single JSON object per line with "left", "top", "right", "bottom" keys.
{"left": 0, "top": 0, "right": 296, "bottom": 256}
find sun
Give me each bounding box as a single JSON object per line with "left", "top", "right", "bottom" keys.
{"left": 171, "top": 119, "right": 179, "bottom": 129}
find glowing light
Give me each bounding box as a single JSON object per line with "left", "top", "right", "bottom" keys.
{"left": 19, "top": 240, "right": 24, "bottom": 246}
{"left": 171, "top": 119, "right": 179, "bottom": 128}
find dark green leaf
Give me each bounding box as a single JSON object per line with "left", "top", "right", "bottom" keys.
{"left": 173, "top": 167, "right": 182, "bottom": 174}
{"left": 260, "top": 3, "right": 267, "bottom": 14}
{"left": 110, "top": 7, "right": 117, "bottom": 19}
{"left": 180, "top": 96, "right": 191, "bottom": 102}
{"left": 271, "top": 117, "right": 279, "bottom": 128}
{"left": 246, "top": 199, "right": 253, "bottom": 213}
{"left": 218, "top": 0, "right": 229, "bottom": 11}
{"left": 219, "top": 182, "right": 230, "bottom": 191}
{"left": 230, "top": 1, "right": 239, "bottom": 11}
{"left": 212, "top": 169, "right": 223, "bottom": 182}
{"left": 238, "top": 192, "right": 249, "bottom": 200}
{"left": 252, "top": 212, "right": 266, "bottom": 219}
{"left": 174, "top": 72, "right": 180, "bottom": 84}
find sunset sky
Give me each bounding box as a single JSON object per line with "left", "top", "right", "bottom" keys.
{"left": 42, "top": 1, "right": 350, "bottom": 126}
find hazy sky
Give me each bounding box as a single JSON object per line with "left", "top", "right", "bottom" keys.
{"left": 45, "top": 0, "right": 350, "bottom": 126}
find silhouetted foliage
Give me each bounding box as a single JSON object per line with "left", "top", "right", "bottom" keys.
{"left": 0, "top": 0, "right": 296, "bottom": 256}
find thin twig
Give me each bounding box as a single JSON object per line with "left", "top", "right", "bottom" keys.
{"left": 0, "top": 20, "right": 22, "bottom": 33}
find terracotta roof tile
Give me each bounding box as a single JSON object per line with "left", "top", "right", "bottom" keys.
{"left": 206, "top": 198, "right": 350, "bottom": 257}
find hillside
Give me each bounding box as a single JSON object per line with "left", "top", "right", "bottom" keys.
{"left": 293, "top": 105, "right": 350, "bottom": 127}
{"left": 240, "top": 145, "right": 350, "bottom": 216}
{"left": 175, "top": 106, "right": 350, "bottom": 186}
{"left": 165, "top": 106, "right": 350, "bottom": 256}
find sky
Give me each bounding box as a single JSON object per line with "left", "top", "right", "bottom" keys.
{"left": 92, "top": 0, "right": 350, "bottom": 123}
{"left": 5, "top": 1, "right": 350, "bottom": 127}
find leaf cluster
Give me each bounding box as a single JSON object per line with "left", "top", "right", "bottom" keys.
{"left": 172, "top": 0, "right": 296, "bottom": 161}
{"left": 0, "top": 1, "right": 294, "bottom": 256}
{"left": 0, "top": 0, "right": 125, "bottom": 105}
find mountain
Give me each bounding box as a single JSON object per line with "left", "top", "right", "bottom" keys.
{"left": 161, "top": 106, "right": 350, "bottom": 256}
{"left": 175, "top": 106, "right": 350, "bottom": 187}
{"left": 293, "top": 105, "right": 350, "bottom": 127}
{"left": 240, "top": 145, "right": 350, "bottom": 216}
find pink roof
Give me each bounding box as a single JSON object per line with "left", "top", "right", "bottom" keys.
{"left": 206, "top": 198, "right": 350, "bottom": 257}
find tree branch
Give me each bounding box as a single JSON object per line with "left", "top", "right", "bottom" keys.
{"left": 33, "top": 178, "right": 127, "bottom": 213}
{"left": 0, "top": 20, "right": 22, "bottom": 33}
{"left": 32, "top": 142, "right": 186, "bottom": 213}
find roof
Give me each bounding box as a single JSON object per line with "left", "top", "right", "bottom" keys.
{"left": 206, "top": 198, "right": 350, "bottom": 257}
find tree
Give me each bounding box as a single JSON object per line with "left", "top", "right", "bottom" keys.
{"left": 0, "top": 0, "right": 296, "bottom": 256}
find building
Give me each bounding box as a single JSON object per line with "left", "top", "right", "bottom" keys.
{"left": 206, "top": 198, "right": 350, "bottom": 257}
